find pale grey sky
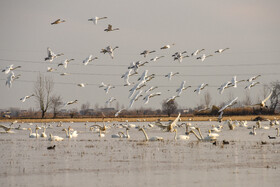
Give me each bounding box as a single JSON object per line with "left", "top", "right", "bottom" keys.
{"left": 0, "top": 0, "right": 280, "bottom": 111}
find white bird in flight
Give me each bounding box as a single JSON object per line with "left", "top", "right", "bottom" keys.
{"left": 218, "top": 97, "right": 238, "bottom": 113}
{"left": 166, "top": 95, "right": 179, "bottom": 103}
{"left": 197, "top": 54, "right": 213, "bottom": 62}
{"left": 176, "top": 81, "right": 191, "bottom": 96}
{"left": 150, "top": 56, "right": 164, "bottom": 62}
{"left": 160, "top": 43, "right": 175, "bottom": 50}
{"left": 228, "top": 76, "right": 245, "bottom": 88}
{"left": 129, "top": 90, "right": 143, "bottom": 108}
{"left": 248, "top": 91, "right": 273, "bottom": 108}
{"left": 77, "top": 83, "right": 86, "bottom": 87}
{"left": 99, "top": 82, "right": 107, "bottom": 88}
{"left": 60, "top": 73, "right": 69, "bottom": 76}
{"left": 140, "top": 50, "right": 156, "bottom": 57}
{"left": 165, "top": 72, "right": 179, "bottom": 80}
{"left": 245, "top": 82, "right": 260, "bottom": 89}
{"left": 247, "top": 75, "right": 261, "bottom": 82}
{"left": 145, "top": 86, "right": 158, "bottom": 93}
{"left": 106, "top": 97, "right": 116, "bottom": 106}
{"left": 47, "top": 67, "right": 56, "bottom": 72}
{"left": 217, "top": 81, "right": 231, "bottom": 94}
{"left": 44, "top": 47, "right": 64, "bottom": 62}
{"left": 64, "top": 100, "right": 78, "bottom": 107}
{"left": 20, "top": 94, "right": 35, "bottom": 102}
{"left": 215, "top": 48, "right": 230, "bottom": 53}
{"left": 6, "top": 72, "right": 20, "bottom": 88}
{"left": 121, "top": 69, "right": 136, "bottom": 86}
{"left": 194, "top": 83, "right": 208, "bottom": 94}
{"left": 104, "top": 84, "right": 115, "bottom": 94}
{"left": 58, "top": 59, "right": 74, "bottom": 69}
{"left": 128, "top": 61, "right": 148, "bottom": 73}
{"left": 88, "top": 16, "right": 107, "bottom": 24}
{"left": 143, "top": 92, "right": 161, "bottom": 104}
{"left": 129, "top": 79, "right": 146, "bottom": 98}
{"left": 115, "top": 108, "right": 126, "bottom": 117}
{"left": 100, "top": 46, "right": 119, "bottom": 59}
{"left": 83, "top": 55, "right": 98, "bottom": 65}
{"left": 2, "top": 64, "right": 21, "bottom": 74}
{"left": 138, "top": 70, "right": 149, "bottom": 81}
{"left": 191, "top": 49, "right": 205, "bottom": 56}
{"left": 173, "top": 51, "right": 189, "bottom": 62}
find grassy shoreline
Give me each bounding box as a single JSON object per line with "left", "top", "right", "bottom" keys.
{"left": 0, "top": 115, "right": 279, "bottom": 123}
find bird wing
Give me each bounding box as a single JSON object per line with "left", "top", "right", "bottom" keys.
{"left": 262, "top": 91, "right": 273, "bottom": 103}
{"left": 229, "top": 97, "right": 238, "bottom": 106}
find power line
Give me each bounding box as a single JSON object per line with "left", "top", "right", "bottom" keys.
{"left": 0, "top": 58, "right": 280, "bottom": 68}
{"left": 0, "top": 78, "right": 270, "bottom": 88}
{"left": 14, "top": 69, "right": 280, "bottom": 77}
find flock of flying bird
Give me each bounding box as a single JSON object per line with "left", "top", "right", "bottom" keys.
{"left": 1, "top": 16, "right": 272, "bottom": 121}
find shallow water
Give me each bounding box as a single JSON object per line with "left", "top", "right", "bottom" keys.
{"left": 0, "top": 121, "right": 280, "bottom": 187}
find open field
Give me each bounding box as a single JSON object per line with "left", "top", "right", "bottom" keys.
{"left": 0, "top": 115, "right": 280, "bottom": 123}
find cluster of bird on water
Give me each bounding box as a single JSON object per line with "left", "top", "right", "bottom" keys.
{"left": 1, "top": 113, "right": 279, "bottom": 151}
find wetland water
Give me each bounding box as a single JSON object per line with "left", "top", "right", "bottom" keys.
{"left": 0, "top": 121, "right": 280, "bottom": 187}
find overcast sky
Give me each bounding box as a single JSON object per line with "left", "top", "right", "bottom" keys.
{"left": 0, "top": 0, "right": 280, "bottom": 111}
